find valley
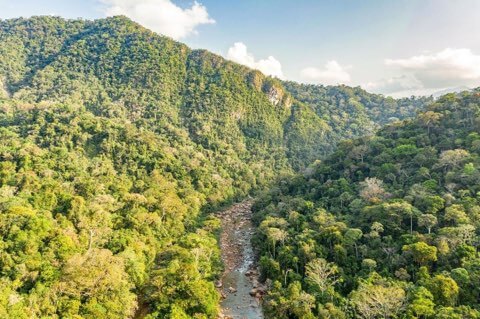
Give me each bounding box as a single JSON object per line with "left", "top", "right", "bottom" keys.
{"left": 0, "top": 13, "right": 479, "bottom": 319}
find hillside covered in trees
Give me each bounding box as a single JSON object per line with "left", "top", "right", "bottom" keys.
{"left": 253, "top": 90, "right": 480, "bottom": 318}
{"left": 282, "top": 82, "right": 430, "bottom": 167}
{"left": 0, "top": 16, "right": 432, "bottom": 318}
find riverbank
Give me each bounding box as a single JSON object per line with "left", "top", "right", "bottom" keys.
{"left": 216, "top": 201, "right": 265, "bottom": 319}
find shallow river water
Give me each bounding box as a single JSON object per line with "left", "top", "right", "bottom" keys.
{"left": 217, "top": 201, "right": 264, "bottom": 319}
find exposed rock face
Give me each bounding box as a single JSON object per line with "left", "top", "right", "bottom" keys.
{"left": 266, "top": 85, "right": 283, "bottom": 106}
{"left": 247, "top": 70, "right": 264, "bottom": 92}
{"left": 0, "top": 77, "right": 9, "bottom": 98}
{"left": 246, "top": 71, "right": 291, "bottom": 108}
{"left": 283, "top": 95, "right": 293, "bottom": 109}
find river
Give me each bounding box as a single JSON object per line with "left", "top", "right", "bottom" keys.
{"left": 217, "top": 201, "right": 264, "bottom": 319}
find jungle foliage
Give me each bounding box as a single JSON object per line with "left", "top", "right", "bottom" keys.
{"left": 0, "top": 16, "right": 431, "bottom": 318}
{"left": 254, "top": 90, "right": 480, "bottom": 318}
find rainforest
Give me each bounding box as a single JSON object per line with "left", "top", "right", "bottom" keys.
{"left": 0, "top": 10, "right": 479, "bottom": 319}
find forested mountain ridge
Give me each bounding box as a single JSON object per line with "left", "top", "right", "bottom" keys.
{"left": 253, "top": 90, "right": 480, "bottom": 318}
{"left": 0, "top": 16, "right": 431, "bottom": 318}
{"left": 0, "top": 16, "right": 431, "bottom": 171}
{"left": 282, "top": 82, "right": 431, "bottom": 167}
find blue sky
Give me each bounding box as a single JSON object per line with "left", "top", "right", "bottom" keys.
{"left": 1, "top": 0, "right": 480, "bottom": 97}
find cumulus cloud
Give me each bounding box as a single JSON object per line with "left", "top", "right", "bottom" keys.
{"left": 300, "top": 61, "right": 351, "bottom": 85}
{"left": 385, "top": 48, "right": 480, "bottom": 88}
{"left": 101, "top": 0, "right": 215, "bottom": 39}
{"left": 364, "top": 48, "right": 480, "bottom": 97}
{"left": 364, "top": 74, "right": 423, "bottom": 94}
{"left": 226, "top": 42, "right": 284, "bottom": 79}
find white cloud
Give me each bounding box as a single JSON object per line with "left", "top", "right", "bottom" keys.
{"left": 363, "top": 75, "right": 473, "bottom": 98}
{"left": 101, "top": 0, "right": 215, "bottom": 40}
{"left": 300, "top": 61, "right": 351, "bottom": 85}
{"left": 364, "top": 74, "right": 423, "bottom": 94}
{"left": 226, "top": 42, "right": 284, "bottom": 79}
{"left": 385, "top": 48, "right": 480, "bottom": 88}
{"left": 363, "top": 48, "right": 480, "bottom": 97}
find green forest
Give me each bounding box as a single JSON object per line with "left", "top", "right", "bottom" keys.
{"left": 0, "top": 15, "right": 477, "bottom": 319}
{"left": 254, "top": 91, "right": 480, "bottom": 318}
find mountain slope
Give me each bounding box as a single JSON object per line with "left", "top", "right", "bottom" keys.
{"left": 253, "top": 90, "right": 480, "bottom": 318}
{"left": 283, "top": 82, "right": 431, "bottom": 167}
{"left": 0, "top": 16, "right": 430, "bottom": 171}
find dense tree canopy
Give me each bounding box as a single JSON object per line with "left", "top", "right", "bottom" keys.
{"left": 254, "top": 90, "right": 480, "bottom": 318}
{"left": 0, "top": 15, "right": 434, "bottom": 318}
{"left": 283, "top": 82, "right": 431, "bottom": 168}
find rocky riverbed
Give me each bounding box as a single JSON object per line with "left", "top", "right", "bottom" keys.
{"left": 217, "top": 200, "right": 265, "bottom": 319}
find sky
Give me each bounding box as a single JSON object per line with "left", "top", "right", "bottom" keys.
{"left": 1, "top": 0, "right": 480, "bottom": 97}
